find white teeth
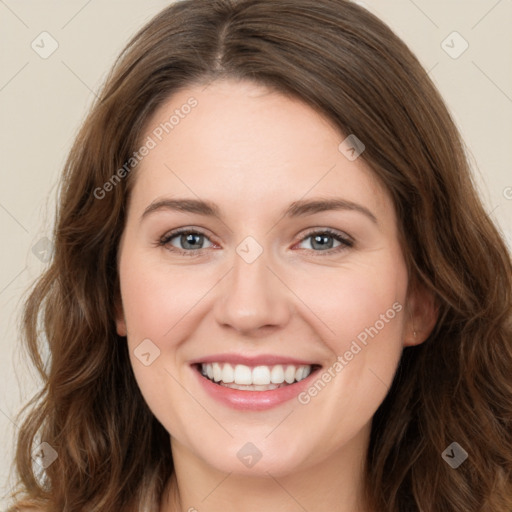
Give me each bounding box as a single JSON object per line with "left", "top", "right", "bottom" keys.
{"left": 220, "top": 382, "right": 281, "bottom": 391}
{"left": 270, "top": 365, "right": 285, "bottom": 384}
{"left": 252, "top": 366, "right": 271, "bottom": 385}
{"left": 234, "top": 364, "right": 252, "bottom": 385}
{"left": 295, "top": 366, "right": 311, "bottom": 381}
{"left": 212, "top": 362, "right": 222, "bottom": 382}
{"left": 284, "top": 365, "right": 296, "bottom": 384}
{"left": 221, "top": 363, "right": 234, "bottom": 383}
{"left": 200, "top": 362, "right": 313, "bottom": 387}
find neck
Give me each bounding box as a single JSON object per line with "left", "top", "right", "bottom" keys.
{"left": 160, "top": 423, "right": 370, "bottom": 512}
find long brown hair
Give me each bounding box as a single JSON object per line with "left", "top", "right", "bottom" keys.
{"left": 9, "top": 0, "right": 512, "bottom": 510}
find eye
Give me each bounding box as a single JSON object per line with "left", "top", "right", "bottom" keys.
{"left": 157, "top": 227, "right": 353, "bottom": 256}
{"left": 159, "top": 228, "right": 214, "bottom": 254}
{"left": 295, "top": 229, "right": 353, "bottom": 253}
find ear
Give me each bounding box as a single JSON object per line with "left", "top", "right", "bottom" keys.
{"left": 114, "top": 289, "right": 127, "bottom": 337}
{"left": 403, "top": 281, "right": 438, "bottom": 347}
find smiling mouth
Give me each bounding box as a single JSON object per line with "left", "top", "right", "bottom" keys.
{"left": 196, "top": 362, "right": 321, "bottom": 391}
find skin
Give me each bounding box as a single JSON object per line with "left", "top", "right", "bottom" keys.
{"left": 115, "top": 79, "right": 437, "bottom": 512}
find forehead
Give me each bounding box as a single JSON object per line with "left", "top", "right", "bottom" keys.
{"left": 129, "top": 79, "right": 392, "bottom": 222}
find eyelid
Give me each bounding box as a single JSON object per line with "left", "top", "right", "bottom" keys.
{"left": 297, "top": 227, "right": 354, "bottom": 245}
{"left": 159, "top": 226, "right": 212, "bottom": 244}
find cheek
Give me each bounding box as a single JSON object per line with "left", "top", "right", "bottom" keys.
{"left": 290, "top": 260, "right": 407, "bottom": 438}
{"left": 301, "top": 259, "right": 407, "bottom": 347}
{"left": 338, "top": 276, "right": 405, "bottom": 349}
{"left": 118, "top": 248, "right": 221, "bottom": 406}
{"left": 119, "top": 250, "right": 205, "bottom": 343}
{"left": 118, "top": 250, "right": 200, "bottom": 427}
{"left": 291, "top": 254, "right": 408, "bottom": 409}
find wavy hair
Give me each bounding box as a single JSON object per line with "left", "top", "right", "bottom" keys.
{"left": 9, "top": 0, "right": 512, "bottom": 510}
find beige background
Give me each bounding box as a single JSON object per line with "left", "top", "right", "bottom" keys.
{"left": 1, "top": 0, "right": 511, "bottom": 506}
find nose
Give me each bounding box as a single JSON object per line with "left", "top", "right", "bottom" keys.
{"left": 213, "top": 246, "right": 292, "bottom": 336}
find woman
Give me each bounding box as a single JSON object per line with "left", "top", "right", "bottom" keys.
{"left": 10, "top": 0, "right": 512, "bottom": 511}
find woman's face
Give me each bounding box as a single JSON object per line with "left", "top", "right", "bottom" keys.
{"left": 116, "top": 79, "right": 423, "bottom": 477}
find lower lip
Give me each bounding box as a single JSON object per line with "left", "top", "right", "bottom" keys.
{"left": 193, "top": 366, "right": 319, "bottom": 411}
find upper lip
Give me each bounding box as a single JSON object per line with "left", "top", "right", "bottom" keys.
{"left": 190, "top": 353, "right": 321, "bottom": 367}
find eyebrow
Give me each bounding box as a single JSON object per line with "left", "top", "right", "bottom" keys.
{"left": 141, "top": 197, "right": 378, "bottom": 224}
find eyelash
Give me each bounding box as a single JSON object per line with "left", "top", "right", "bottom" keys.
{"left": 157, "top": 227, "right": 354, "bottom": 257}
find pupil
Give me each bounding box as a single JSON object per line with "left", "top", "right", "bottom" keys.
{"left": 182, "top": 233, "right": 202, "bottom": 249}
{"left": 312, "top": 234, "right": 333, "bottom": 250}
